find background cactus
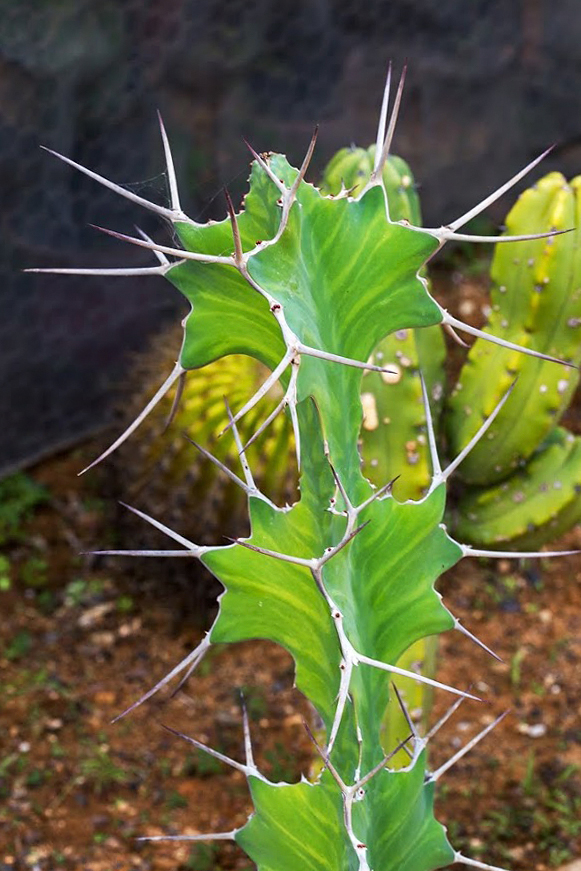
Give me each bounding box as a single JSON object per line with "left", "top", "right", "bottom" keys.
{"left": 33, "top": 67, "right": 578, "bottom": 871}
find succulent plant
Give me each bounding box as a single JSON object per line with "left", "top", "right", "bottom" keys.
{"left": 32, "top": 66, "right": 578, "bottom": 871}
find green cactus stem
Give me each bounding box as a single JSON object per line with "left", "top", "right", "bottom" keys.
{"left": 454, "top": 427, "right": 581, "bottom": 549}
{"left": 446, "top": 172, "right": 581, "bottom": 486}
{"left": 32, "top": 69, "right": 576, "bottom": 871}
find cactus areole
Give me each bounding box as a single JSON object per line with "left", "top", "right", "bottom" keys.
{"left": 31, "top": 68, "right": 578, "bottom": 871}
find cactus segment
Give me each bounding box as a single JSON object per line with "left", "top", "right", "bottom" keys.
{"left": 38, "top": 92, "right": 576, "bottom": 871}
{"left": 447, "top": 173, "right": 581, "bottom": 485}
{"left": 320, "top": 145, "right": 421, "bottom": 225}
{"left": 360, "top": 325, "right": 446, "bottom": 502}
{"left": 454, "top": 427, "right": 581, "bottom": 548}
{"left": 237, "top": 752, "right": 454, "bottom": 871}
{"left": 166, "top": 153, "right": 442, "bottom": 490}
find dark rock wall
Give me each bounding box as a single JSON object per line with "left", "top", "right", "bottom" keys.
{"left": 2, "top": 0, "right": 581, "bottom": 473}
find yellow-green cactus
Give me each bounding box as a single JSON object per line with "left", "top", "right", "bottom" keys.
{"left": 447, "top": 173, "right": 581, "bottom": 485}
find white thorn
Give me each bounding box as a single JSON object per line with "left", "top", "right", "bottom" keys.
{"left": 328, "top": 462, "right": 355, "bottom": 515}
{"left": 243, "top": 396, "right": 286, "bottom": 451}
{"left": 326, "top": 658, "right": 353, "bottom": 757}
{"left": 89, "top": 549, "right": 198, "bottom": 558}
{"left": 285, "top": 127, "right": 318, "bottom": 213}
{"left": 391, "top": 682, "right": 420, "bottom": 738}
{"left": 454, "top": 852, "right": 513, "bottom": 871}
{"left": 449, "top": 146, "right": 555, "bottom": 231}
{"left": 373, "top": 62, "right": 392, "bottom": 171}
{"left": 304, "top": 721, "right": 347, "bottom": 792}
{"left": 157, "top": 110, "right": 181, "bottom": 212}
{"left": 41, "top": 146, "right": 177, "bottom": 219}
{"left": 355, "top": 477, "right": 398, "bottom": 514}
{"left": 243, "top": 140, "right": 288, "bottom": 194}
{"left": 356, "top": 653, "right": 480, "bottom": 701}
{"left": 231, "top": 539, "right": 315, "bottom": 568}
{"left": 90, "top": 224, "right": 234, "bottom": 265}
{"left": 135, "top": 225, "right": 170, "bottom": 265}
{"left": 119, "top": 501, "right": 204, "bottom": 554}
{"left": 443, "top": 321, "right": 470, "bottom": 348}
{"left": 428, "top": 711, "right": 509, "bottom": 782}
{"left": 454, "top": 619, "right": 502, "bottom": 662}
{"left": 463, "top": 545, "right": 580, "bottom": 559}
{"left": 24, "top": 265, "right": 169, "bottom": 277}
{"left": 224, "top": 399, "right": 256, "bottom": 490}
{"left": 355, "top": 734, "right": 413, "bottom": 789}
{"left": 138, "top": 829, "right": 238, "bottom": 843}
{"left": 287, "top": 360, "right": 301, "bottom": 471}
{"left": 183, "top": 434, "right": 253, "bottom": 495}
{"left": 433, "top": 227, "right": 572, "bottom": 245}
{"left": 319, "top": 522, "right": 369, "bottom": 566}
{"left": 111, "top": 635, "right": 211, "bottom": 723}
{"left": 298, "top": 343, "right": 399, "bottom": 375}
{"left": 425, "top": 696, "right": 466, "bottom": 741}
{"left": 240, "top": 694, "right": 256, "bottom": 769}
{"left": 420, "top": 372, "right": 442, "bottom": 478}
{"left": 224, "top": 188, "right": 245, "bottom": 267}
{"left": 436, "top": 381, "right": 516, "bottom": 485}
{"left": 373, "top": 64, "right": 407, "bottom": 183}
{"left": 161, "top": 724, "right": 252, "bottom": 777}
{"left": 356, "top": 653, "right": 482, "bottom": 702}
{"left": 221, "top": 350, "right": 294, "bottom": 435}
{"left": 79, "top": 362, "right": 185, "bottom": 474}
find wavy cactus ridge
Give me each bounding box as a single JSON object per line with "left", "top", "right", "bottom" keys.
{"left": 33, "top": 70, "right": 579, "bottom": 871}
{"left": 447, "top": 171, "right": 581, "bottom": 485}
{"left": 237, "top": 751, "right": 455, "bottom": 871}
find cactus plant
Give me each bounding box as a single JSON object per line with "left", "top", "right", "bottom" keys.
{"left": 30, "top": 67, "right": 578, "bottom": 870}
